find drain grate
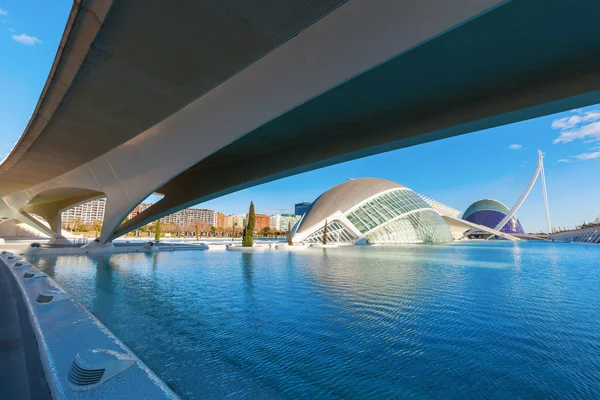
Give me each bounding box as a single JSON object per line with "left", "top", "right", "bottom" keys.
{"left": 66, "top": 349, "right": 136, "bottom": 391}
{"left": 36, "top": 294, "right": 54, "bottom": 303}
{"left": 68, "top": 362, "right": 105, "bottom": 386}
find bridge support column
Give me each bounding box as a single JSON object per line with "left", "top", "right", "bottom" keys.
{"left": 97, "top": 194, "right": 148, "bottom": 244}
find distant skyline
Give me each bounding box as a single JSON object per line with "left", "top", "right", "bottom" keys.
{"left": 1, "top": 1, "right": 600, "bottom": 232}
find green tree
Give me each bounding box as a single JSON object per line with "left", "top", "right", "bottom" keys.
{"left": 242, "top": 202, "right": 255, "bottom": 247}
{"left": 322, "top": 219, "right": 328, "bottom": 245}
{"left": 91, "top": 220, "right": 103, "bottom": 237}
{"left": 154, "top": 219, "right": 162, "bottom": 242}
{"left": 232, "top": 222, "right": 238, "bottom": 242}
{"left": 262, "top": 226, "right": 271, "bottom": 238}
{"left": 287, "top": 223, "right": 293, "bottom": 245}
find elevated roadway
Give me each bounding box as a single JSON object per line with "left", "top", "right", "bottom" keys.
{"left": 2, "top": 0, "right": 600, "bottom": 244}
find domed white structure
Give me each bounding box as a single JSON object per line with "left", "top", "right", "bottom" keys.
{"left": 292, "top": 178, "right": 452, "bottom": 245}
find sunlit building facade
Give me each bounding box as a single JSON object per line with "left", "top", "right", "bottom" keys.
{"left": 62, "top": 198, "right": 106, "bottom": 224}
{"left": 292, "top": 178, "right": 452, "bottom": 244}
{"left": 270, "top": 214, "right": 301, "bottom": 231}
{"left": 462, "top": 199, "right": 525, "bottom": 234}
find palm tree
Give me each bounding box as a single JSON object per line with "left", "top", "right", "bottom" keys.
{"left": 287, "top": 223, "right": 293, "bottom": 245}
{"left": 154, "top": 219, "right": 161, "bottom": 242}
{"left": 91, "top": 220, "right": 103, "bottom": 237}
{"left": 322, "top": 220, "right": 328, "bottom": 245}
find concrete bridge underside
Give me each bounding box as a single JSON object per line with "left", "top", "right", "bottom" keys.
{"left": 2, "top": 0, "right": 600, "bottom": 244}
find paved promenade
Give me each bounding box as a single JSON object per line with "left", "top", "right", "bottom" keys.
{"left": 0, "top": 260, "right": 50, "bottom": 399}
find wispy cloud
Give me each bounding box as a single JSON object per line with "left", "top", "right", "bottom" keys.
{"left": 557, "top": 151, "right": 600, "bottom": 163}
{"left": 8, "top": 27, "right": 14, "bottom": 33}
{"left": 11, "top": 33, "right": 42, "bottom": 46}
{"left": 552, "top": 109, "right": 600, "bottom": 144}
{"left": 0, "top": 8, "right": 8, "bottom": 16}
{"left": 573, "top": 151, "right": 600, "bottom": 161}
{"left": 552, "top": 110, "right": 600, "bottom": 129}
{"left": 508, "top": 144, "right": 523, "bottom": 150}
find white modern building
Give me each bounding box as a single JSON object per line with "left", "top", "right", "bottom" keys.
{"left": 292, "top": 178, "right": 454, "bottom": 244}
{"left": 291, "top": 178, "right": 529, "bottom": 245}
{"left": 61, "top": 198, "right": 107, "bottom": 224}
{"left": 550, "top": 216, "right": 600, "bottom": 244}
{"left": 270, "top": 214, "right": 301, "bottom": 231}
{"left": 161, "top": 208, "right": 217, "bottom": 227}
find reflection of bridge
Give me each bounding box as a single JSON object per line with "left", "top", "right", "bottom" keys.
{"left": 0, "top": 0, "right": 597, "bottom": 245}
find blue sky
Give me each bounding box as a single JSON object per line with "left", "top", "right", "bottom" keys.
{"left": 2, "top": 1, "right": 600, "bottom": 233}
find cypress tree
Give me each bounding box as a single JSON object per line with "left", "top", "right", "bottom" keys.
{"left": 242, "top": 201, "right": 255, "bottom": 247}
{"left": 287, "top": 223, "right": 293, "bottom": 245}
{"left": 322, "top": 220, "right": 328, "bottom": 245}
{"left": 154, "top": 219, "right": 161, "bottom": 242}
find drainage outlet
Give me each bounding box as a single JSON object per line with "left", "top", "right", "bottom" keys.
{"left": 14, "top": 262, "right": 31, "bottom": 268}
{"left": 67, "top": 349, "right": 135, "bottom": 391}
{"left": 23, "top": 272, "right": 47, "bottom": 280}
{"left": 35, "top": 290, "right": 70, "bottom": 304}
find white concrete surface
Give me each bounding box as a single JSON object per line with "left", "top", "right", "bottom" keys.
{"left": 0, "top": 0, "right": 502, "bottom": 244}
{"left": 0, "top": 252, "right": 178, "bottom": 399}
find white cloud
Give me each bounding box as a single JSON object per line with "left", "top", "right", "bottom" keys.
{"left": 552, "top": 120, "right": 600, "bottom": 144}
{"left": 508, "top": 144, "right": 523, "bottom": 150}
{"left": 551, "top": 110, "right": 600, "bottom": 130}
{"left": 557, "top": 151, "right": 600, "bottom": 163}
{"left": 0, "top": 8, "right": 7, "bottom": 16}
{"left": 573, "top": 151, "right": 600, "bottom": 161}
{"left": 8, "top": 27, "right": 14, "bottom": 33}
{"left": 11, "top": 33, "right": 42, "bottom": 46}
{"left": 551, "top": 110, "right": 600, "bottom": 144}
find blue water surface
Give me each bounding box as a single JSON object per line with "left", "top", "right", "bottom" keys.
{"left": 29, "top": 242, "right": 600, "bottom": 399}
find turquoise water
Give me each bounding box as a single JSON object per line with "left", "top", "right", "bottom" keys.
{"left": 29, "top": 242, "right": 600, "bottom": 399}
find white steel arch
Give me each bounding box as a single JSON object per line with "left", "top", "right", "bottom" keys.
{"left": 494, "top": 149, "right": 551, "bottom": 233}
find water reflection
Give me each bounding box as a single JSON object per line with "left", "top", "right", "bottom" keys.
{"left": 27, "top": 242, "right": 600, "bottom": 399}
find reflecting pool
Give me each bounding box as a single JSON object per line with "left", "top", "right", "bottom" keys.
{"left": 28, "top": 242, "right": 600, "bottom": 398}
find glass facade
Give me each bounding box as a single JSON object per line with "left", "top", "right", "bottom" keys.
{"left": 305, "top": 221, "right": 358, "bottom": 243}
{"left": 346, "top": 189, "right": 431, "bottom": 233}
{"left": 345, "top": 188, "right": 451, "bottom": 244}
{"left": 365, "top": 209, "right": 453, "bottom": 244}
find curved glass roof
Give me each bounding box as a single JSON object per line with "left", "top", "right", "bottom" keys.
{"left": 296, "top": 178, "right": 405, "bottom": 234}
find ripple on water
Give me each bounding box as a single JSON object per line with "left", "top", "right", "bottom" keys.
{"left": 28, "top": 242, "right": 600, "bottom": 399}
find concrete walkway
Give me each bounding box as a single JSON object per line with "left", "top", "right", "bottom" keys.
{"left": 0, "top": 261, "right": 51, "bottom": 399}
